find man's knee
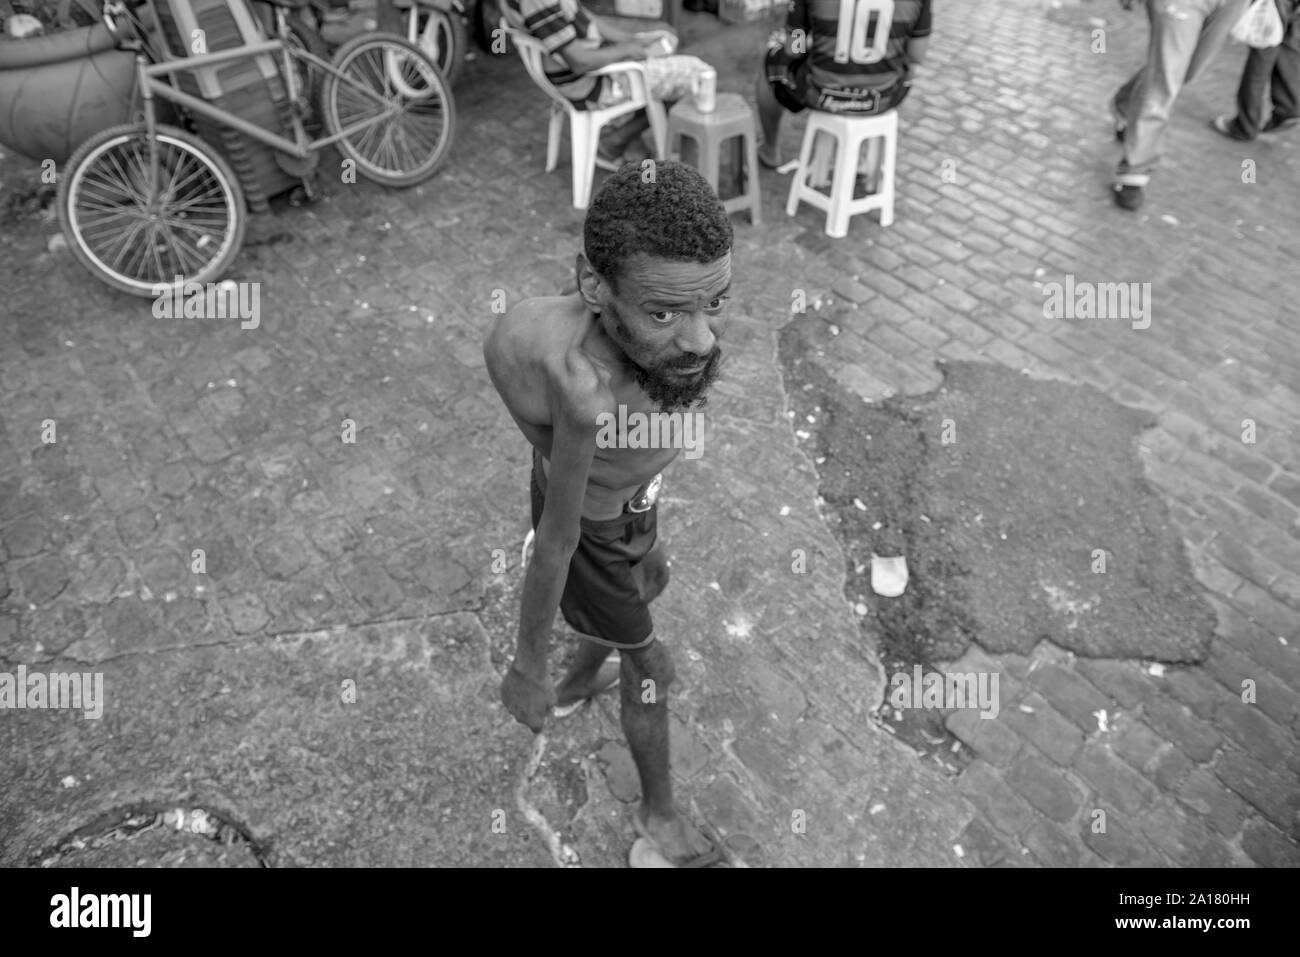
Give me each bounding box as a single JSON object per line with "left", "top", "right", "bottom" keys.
{"left": 622, "top": 638, "right": 675, "bottom": 696}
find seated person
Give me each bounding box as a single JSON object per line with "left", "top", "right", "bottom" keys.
{"left": 502, "top": 0, "right": 714, "bottom": 164}
{"left": 757, "top": 0, "right": 931, "bottom": 172}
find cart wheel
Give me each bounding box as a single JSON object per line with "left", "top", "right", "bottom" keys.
{"left": 320, "top": 33, "right": 455, "bottom": 188}
{"left": 58, "top": 124, "right": 247, "bottom": 298}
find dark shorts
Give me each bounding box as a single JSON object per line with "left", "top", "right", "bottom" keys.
{"left": 764, "top": 47, "right": 911, "bottom": 115}
{"left": 529, "top": 450, "right": 658, "bottom": 650}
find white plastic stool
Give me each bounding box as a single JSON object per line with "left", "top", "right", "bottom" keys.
{"left": 786, "top": 109, "right": 897, "bottom": 238}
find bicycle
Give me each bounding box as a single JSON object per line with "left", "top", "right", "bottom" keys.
{"left": 57, "top": 0, "right": 456, "bottom": 297}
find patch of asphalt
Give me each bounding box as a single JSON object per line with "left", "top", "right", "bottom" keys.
{"left": 777, "top": 310, "right": 1218, "bottom": 761}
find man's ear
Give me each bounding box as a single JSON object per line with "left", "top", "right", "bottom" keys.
{"left": 575, "top": 252, "right": 608, "bottom": 312}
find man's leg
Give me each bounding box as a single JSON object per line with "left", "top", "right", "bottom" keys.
{"left": 555, "top": 637, "right": 619, "bottom": 707}
{"left": 1112, "top": 67, "right": 1146, "bottom": 136}
{"left": 756, "top": 65, "right": 785, "bottom": 167}
{"left": 1117, "top": 1, "right": 1213, "bottom": 187}
{"left": 600, "top": 112, "right": 652, "bottom": 161}
{"left": 620, "top": 639, "right": 714, "bottom": 863}
{"left": 1268, "top": 41, "right": 1300, "bottom": 124}
{"left": 1229, "top": 46, "right": 1279, "bottom": 138}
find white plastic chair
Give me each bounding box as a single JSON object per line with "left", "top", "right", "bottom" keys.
{"left": 786, "top": 0, "right": 899, "bottom": 237}
{"left": 498, "top": 17, "right": 667, "bottom": 210}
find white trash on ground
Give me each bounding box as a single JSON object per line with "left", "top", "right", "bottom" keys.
{"left": 870, "top": 553, "right": 908, "bottom": 597}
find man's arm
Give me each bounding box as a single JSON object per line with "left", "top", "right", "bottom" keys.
{"left": 557, "top": 36, "right": 650, "bottom": 72}
{"left": 905, "top": 36, "right": 930, "bottom": 65}
{"left": 501, "top": 362, "right": 604, "bottom": 731}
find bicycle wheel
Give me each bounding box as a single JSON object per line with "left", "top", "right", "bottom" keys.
{"left": 408, "top": 5, "right": 467, "bottom": 85}
{"left": 58, "top": 124, "right": 247, "bottom": 298}
{"left": 320, "top": 33, "right": 455, "bottom": 188}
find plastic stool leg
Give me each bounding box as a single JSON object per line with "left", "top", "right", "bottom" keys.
{"left": 572, "top": 116, "right": 595, "bottom": 209}
{"left": 546, "top": 106, "right": 563, "bottom": 173}
{"left": 826, "top": 128, "right": 855, "bottom": 238}
{"left": 699, "top": 131, "right": 721, "bottom": 195}
{"left": 880, "top": 124, "right": 897, "bottom": 227}
{"left": 743, "top": 129, "right": 761, "bottom": 225}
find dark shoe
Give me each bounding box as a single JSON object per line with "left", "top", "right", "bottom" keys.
{"left": 1211, "top": 115, "right": 1253, "bottom": 142}
{"left": 1261, "top": 114, "right": 1300, "bottom": 134}
{"left": 1112, "top": 183, "right": 1144, "bottom": 211}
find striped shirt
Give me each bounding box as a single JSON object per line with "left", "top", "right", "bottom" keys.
{"left": 787, "top": 0, "right": 931, "bottom": 92}
{"left": 503, "top": 0, "right": 604, "bottom": 101}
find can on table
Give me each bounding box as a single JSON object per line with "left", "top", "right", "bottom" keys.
{"left": 693, "top": 67, "right": 717, "bottom": 113}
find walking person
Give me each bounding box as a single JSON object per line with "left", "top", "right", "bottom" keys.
{"left": 1110, "top": 0, "right": 1253, "bottom": 210}
{"left": 1213, "top": 0, "right": 1300, "bottom": 139}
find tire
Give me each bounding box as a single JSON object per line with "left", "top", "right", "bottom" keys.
{"left": 58, "top": 123, "right": 247, "bottom": 298}
{"left": 319, "top": 33, "right": 455, "bottom": 187}
{"left": 408, "top": 6, "right": 468, "bottom": 85}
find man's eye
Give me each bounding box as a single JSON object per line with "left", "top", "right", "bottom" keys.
{"left": 706, "top": 295, "right": 731, "bottom": 312}
{"left": 650, "top": 311, "right": 682, "bottom": 323}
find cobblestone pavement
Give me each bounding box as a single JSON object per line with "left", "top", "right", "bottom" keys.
{"left": 1, "top": 0, "right": 1297, "bottom": 866}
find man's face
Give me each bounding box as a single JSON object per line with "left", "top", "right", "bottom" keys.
{"left": 593, "top": 251, "right": 731, "bottom": 412}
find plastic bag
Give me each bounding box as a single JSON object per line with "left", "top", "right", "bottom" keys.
{"left": 1232, "top": 0, "right": 1285, "bottom": 49}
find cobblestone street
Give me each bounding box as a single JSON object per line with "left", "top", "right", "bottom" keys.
{"left": 1, "top": 0, "right": 1297, "bottom": 867}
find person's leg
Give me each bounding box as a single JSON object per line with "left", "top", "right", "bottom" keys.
{"left": 1227, "top": 46, "right": 1279, "bottom": 138}
{"left": 1116, "top": 0, "right": 1218, "bottom": 190}
{"left": 1112, "top": 67, "right": 1145, "bottom": 136}
{"left": 1268, "top": 41, "right": 1300, "bottom": 123}
{"left": 620, "top": 639, "right": 714, "bottom": 863}
{"left": 756, "top": 65, "right": 785, "bottom": 167}
{"left": 1184, "top": 0, "right": 1252, "bottom": 85}
{"left": 555, "top": 637, "right": 619, "bottom": 706}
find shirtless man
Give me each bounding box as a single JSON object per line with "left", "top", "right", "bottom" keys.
{"left": 483, "top": 162, "right": 732, "bottom": 867}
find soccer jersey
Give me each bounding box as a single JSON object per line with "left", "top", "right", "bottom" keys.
{"left": 785, "top": 0, "right": 932, "bottom": 92}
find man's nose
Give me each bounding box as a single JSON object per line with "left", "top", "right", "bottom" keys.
{"left": 675, "top": 311, "right": 716, "bottom": 357}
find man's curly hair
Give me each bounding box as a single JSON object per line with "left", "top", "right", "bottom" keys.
{"left": 584, "top": 161, "right": 733, "bottom": 291}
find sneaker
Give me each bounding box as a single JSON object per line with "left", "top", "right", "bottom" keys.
{"left": 1261, "top": 114, "right": 1300, "bottom": 134}
{"left": 1211, "top": 115, "right": 1252, "bottom": 141}
{"left": 1112, "top": 183, "right": 1144, "bottom": 211}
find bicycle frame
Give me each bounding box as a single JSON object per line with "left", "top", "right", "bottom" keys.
{"left": 131, "top": 38, "right": 403, "bottom": 162}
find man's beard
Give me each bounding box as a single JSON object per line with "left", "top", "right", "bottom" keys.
{"left": 608, "top": 311, "right": 723, "bottom": 411}
{"left": 624, "top": 347, "right": 723, "bottom": 412}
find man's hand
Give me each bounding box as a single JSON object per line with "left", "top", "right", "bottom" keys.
{"left": 501, "top": 665, "right": 556, "bottom": 733}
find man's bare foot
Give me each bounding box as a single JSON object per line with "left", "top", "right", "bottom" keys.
{"left": 635, "top": 803, "right": 719, "bottom": 866}
{"left": 554, "top": 655, "right": 620, "bottom": 710}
